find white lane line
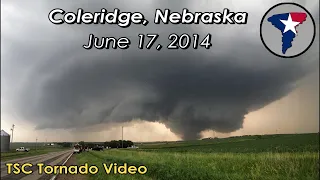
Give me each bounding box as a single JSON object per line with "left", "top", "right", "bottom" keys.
{"left": 1, "top": 150, "right": 70, "bottom": 169}
{"left": 49, "top": 152, "right": 73, "bottom": 180}
{"left": 20, "top": 152, "right": 72, "bottom": 180}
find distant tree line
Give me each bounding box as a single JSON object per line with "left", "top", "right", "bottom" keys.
{"left": 56, "top": 142, "right": 73, "bottom": 147}
{"left": 104, "top": 140, "right": 134, "bottom": 148}
{"left": 77, "top": 140, "right": 134, "bottom": 148}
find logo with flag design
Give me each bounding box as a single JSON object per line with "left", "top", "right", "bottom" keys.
{"left": 260, "top": 3, "right": 316, "bottom": 58}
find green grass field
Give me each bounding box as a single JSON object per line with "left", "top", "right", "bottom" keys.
{"left": 1, "top": 143, "right": 70, "bottom": 161}
{"left": 76, "top": 133, "right": 319, "bottom": 180}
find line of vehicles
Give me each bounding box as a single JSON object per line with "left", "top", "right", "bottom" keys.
{"left": 72, "top": 144, "right": 138, "bottom": 154}
{"left": 73, "top": 144, "right": 107, "bottom": 154}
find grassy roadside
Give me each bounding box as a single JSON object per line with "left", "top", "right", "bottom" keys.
{"left": 1, "top": 147, "right": 70, "bottom": 161}
{"left": 76, "top": 151, "right": 153, "bottom": 180}
{"left": 76, "top": 150, "right": 319, "bottom": 180}
{"left": 75, "top": 134, "right": 319, "bottom": 180}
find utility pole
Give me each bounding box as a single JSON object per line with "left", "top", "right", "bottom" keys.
{"left": 121, "top": 126, "right": 124, "bottom": 148}
{"left": 36, "top": 138, "right": 38, "bottom": 152}
{"left": 10, "top": 124, "right": 15, "bottom": 143}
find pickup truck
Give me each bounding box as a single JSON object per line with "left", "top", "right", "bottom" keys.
{"left": 16, "top": 147, "right": 30, "bottom": 152}
{"left": 73, "top": 147, "right": 81, "bottom": 154}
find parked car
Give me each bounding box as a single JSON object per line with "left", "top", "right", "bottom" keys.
{"left": 83, "top": 147, "right": 90, "bottom": 152}
{"left": 16, "top": 147, "right": 30, "bottom": 152}
{"left": 92, "top": 146, "right": 104, "bottom": 151}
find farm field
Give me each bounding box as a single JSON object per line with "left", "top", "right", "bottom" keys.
{"left": 76, "top": 133, "right": 319, "bottom": 180}
{"left": 8, "top": 142, "right": 61, "bottom": 150}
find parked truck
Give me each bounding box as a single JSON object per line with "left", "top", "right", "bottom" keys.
{"left": 16, "top": 147, "right": 30, "bottom": 152}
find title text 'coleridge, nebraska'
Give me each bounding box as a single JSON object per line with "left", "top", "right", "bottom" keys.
{"left": 154, "top": 8, "right": 248, "bottom": 24}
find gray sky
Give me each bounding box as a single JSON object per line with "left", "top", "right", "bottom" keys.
{"left": 1, "top": 0, "right": 319, "bottom": 142}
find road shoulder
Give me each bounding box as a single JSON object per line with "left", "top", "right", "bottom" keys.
{"left": 56, "top": 154, "right": 87, "bottom": 180}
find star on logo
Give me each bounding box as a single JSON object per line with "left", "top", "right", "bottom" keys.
{"left": 280, "top": 14, "right": 300, "bottom": 34}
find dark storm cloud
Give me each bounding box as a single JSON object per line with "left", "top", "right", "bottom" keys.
{"left": 1, "top": 0, "right": 319, "bottom": 139}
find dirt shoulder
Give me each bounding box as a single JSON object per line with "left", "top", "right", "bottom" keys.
{"left": 56, "top": 154, "right": 87, "bottom": 180}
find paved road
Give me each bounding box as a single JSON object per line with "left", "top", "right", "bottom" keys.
{"left": 1, "top": 150, "right": 73, "bottom": 180}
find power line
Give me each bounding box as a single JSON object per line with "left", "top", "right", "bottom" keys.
{"left": 121, "top": 126, "right": 124, "bottom": 148}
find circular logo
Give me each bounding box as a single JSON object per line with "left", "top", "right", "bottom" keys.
{"left": 260, "top": 2, "right": 316, "bottom": 58}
